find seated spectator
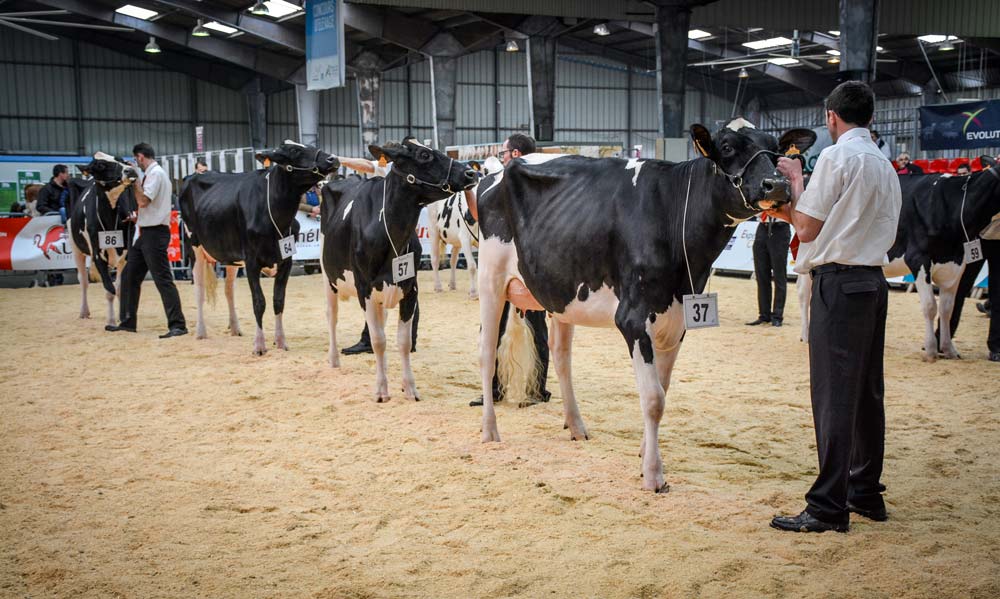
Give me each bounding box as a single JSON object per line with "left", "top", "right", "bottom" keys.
{"left": 896, "top": 152, "right": 923, "bottom": 175}
{"left": 299, "top": 185, "right": 321, "bottom": 218}
{"left": 36, "top": 165, "right": 69, "bottom": 215}
{"left": 956, "top": 163, "right": 971, "bottom": 176}
{"left": 194, "top": 158, "right": 208, "bottom": 174}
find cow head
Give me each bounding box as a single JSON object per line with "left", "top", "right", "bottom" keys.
{"left": 86, "top": 152, "right": 139, "bottom": 188}
{"left": 369, "top": 137, "right": 478, "bottom": 204}
{"left": 690, "top": 118, "right": 816, "bottom": 212}
{"left": 255, "top": 140, "right": 340, "bottom": 181}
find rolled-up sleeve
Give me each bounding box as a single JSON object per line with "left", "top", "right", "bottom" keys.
{"left": 796, "top": 152, "right": 842, "bottom": 222}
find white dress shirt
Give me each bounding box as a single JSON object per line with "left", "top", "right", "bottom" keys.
{"left": 794, "top": 127, "right": 902, "bottom": 274}
{"left": 136, "top": 160, "right": 172, "bottom": 228}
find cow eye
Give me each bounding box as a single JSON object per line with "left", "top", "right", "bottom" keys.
{"left": 721, "top": 144, "right": 734, "bottom": 156}
{"left": 418, "top": 150, "right": 432, "bottom": 161}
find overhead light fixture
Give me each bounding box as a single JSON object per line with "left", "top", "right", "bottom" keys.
{"left": 115, "top": 4, "right": 158, "bottom": 20}
{"left": 828, "top": 30, "right": 840, "bottom": 36}
{"left": 144, "top": 35, "right": 161, "bottom": 53}
{"left": 192, "top": 18, "right": 210, "bottom": 37}
{"left": 593, "top": 23, "right": 610, "bottom": 36}
{"left": 826, "top": 49, "right": 841, "bottom": 56}
{"left": 688, "top": 29, "right": 711, "bottom": 40}
{"left": 252, "top": 1, "right": 302, "bottom": 19}
{"left": 768, "top": 57, "right": 799, "bottom": 66}
{"left": 742, "top": 36, "right": 793, "bottom": 50}
{"left": 250, "top": 0, "right": 269, "bottom": 15}
{"left": 827, "top": 56, "right": 840, "bottom": 64}
{"left": 939, "top": 39, "right": 955, "bottom": 51}
{"left": 505, "top": 39, "right": 519, "bottom": 52}
{"left": 738, "top": 67, "right": 749, "bottom": 79}
{"left": 917, "top": 34, "right": 949, "bottom": 44}
{"left": 203, "top": 21, "right": 238, "bottom": 35}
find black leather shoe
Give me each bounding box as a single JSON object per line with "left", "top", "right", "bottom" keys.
{"left": 989, "top": 351, "right": 1000, "bottom": 362}
{"left": 159, "top": 328, "right": 188, "bottom": 339}
{"left": 976, "top": 301, "right": 990, "bottom": 315}
{"left": 470, "top": 395, "right": 505, "bottom": 407}
{"left": 847, "top": 502, "right": 888, "bottom": 522}
{"left": 105, "top": 325, "right": 136, "bottom": 333}
{"left": 745, "top": 317, "right": 769, "bottom": 326}
{"left": 341, "top": 340, "right": 373, "bottom": 355}
{"left": 770, "top": 510, "right": 848, "bottom": 533}
{"left": 772, "top": 318, "right": 784, "bottom": 327}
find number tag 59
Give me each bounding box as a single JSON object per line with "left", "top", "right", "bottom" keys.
{"left": 683, "top": 293, "right": 719, "bottom": 329}
{"left": 964, "top": 239, "right": 983, "bottom": 264}
{"left": 392, "top": 252, "right": 416, "bottom": 283}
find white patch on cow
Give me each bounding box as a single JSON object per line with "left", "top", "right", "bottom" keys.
{"left": 521, "top": 152, "right": 566, "bottom": 165}
{"left": 726, "top": 118, "right": 757, "bottom": 132}
{"left": 407, "top": 138, "right": 430, "bottom": 149}
{"left": 334, "top": 270, "right": 357, "bottom": 301}
{"left": 882, "top": 255, "right": 909, "bottom": 278}
{"left": 369, "top": 283, "right": 405, "bottom": 310}
{"left": 482, "top": 156, "right": 504, "bottom": 176}
{"left": 283, "top": 139, "right": 306, "bottom": 148}
{"left": 93, "top": 151, "right": 117, "bottom": 163}
{"left": 342, "top": 199, "right": 354, "bottom": 220}
{"left": 625, "top": 159, "right": 644, "bottom": 187}
{"left": 553, "top": 284, "right": 619, "bottom": 327}
{"left": 483, "top": 170, "right": 505, "bottom": 196}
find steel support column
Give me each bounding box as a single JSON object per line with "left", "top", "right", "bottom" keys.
{"left": 354, "top": 51, "right": 383, "bottom": 147}
{"left": 839, "top": 0, "right": 880, "bottom": 83}
{"left": 526, "top": 36, "right": 556, "bottom": 142}
{"left": 654, "top": 3, "right": 691, "bottom": 138}
{"left": 295, "top": 84, "right": 320, "bottom": 147}
{"left": 244, "top": 78, "right": 267, "bottom": 150}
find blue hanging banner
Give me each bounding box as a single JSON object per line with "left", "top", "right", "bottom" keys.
{"left": 306, "top": 0, "right": 345, "bottom": 91}
{"left": 919, "top": 99, "right": 1000, "bottom": 150}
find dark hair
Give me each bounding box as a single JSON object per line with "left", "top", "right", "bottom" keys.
{"left": 956, "top": 162, "right": 970, "bottom": 171}
{"left": 132, "top": 142, "right": 155, "bottom": 159}
{"left": 506, "top": 133, "right": 536, "bottom": 156}
{"left": 52, "top": 164, "right": 68, "bottom": 177}
{"left": 871, "top": 130, "right": 880, "bottom": 139}
{"left": 825, "top": 81, "right": 875, "bottom": 128}
{"left": 196, "top": 158, "right": 207, "bottom": 167}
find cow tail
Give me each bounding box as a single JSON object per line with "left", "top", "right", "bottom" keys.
{"left": 496, "top": 308, "right": 542, "bottom": 404}
{"left": 201, "top": 250, "right": 219, "bottom": 307}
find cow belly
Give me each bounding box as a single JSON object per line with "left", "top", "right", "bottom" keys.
{"left": 931, "top": 261, "right": 964, "bottom": 288}
{"left": 552, "top": 284, "right": 618, "bottom": 327}
{"left": 370, "top": 283, "right": 405, "bottom": 309}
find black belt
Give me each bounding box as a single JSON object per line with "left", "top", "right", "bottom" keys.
{"left": 810, "top": 263, "right": 881, "bottom": 277}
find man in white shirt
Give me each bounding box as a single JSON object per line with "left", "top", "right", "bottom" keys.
{"left": 107, "top": 143, "right": 187, "bottom": 337}
{"left": 768, "top": 81, "right": 902, "bottom": 533}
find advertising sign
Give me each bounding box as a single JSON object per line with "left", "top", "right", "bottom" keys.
{"left": 306, "top": 0, "right": 346, "bottom": 91}
{"left": 920, "top": 99, "right": 1000, "bottom": 150}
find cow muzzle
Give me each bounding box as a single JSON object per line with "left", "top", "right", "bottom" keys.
{"left": 757, "top": 174, "right": 790, "bottom": 210}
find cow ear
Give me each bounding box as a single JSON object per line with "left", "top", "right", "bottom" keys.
{"left": 981, "top": 155, "right": 997, "bottom": 169}
{"left": 255, "top": 150, "right": 275, "bottom": 167}
{"left": 690, "top": 124, "right": 718, "bottom": 160}
{"left": 369, "top": 143, "right": 404, "bottom": 164}
{"left": 778, "top": 128, "right": 817, "bottom": 155}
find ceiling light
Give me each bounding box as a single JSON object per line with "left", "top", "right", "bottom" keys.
{"left": 192, "top": 18, "right": 210, "bottom": 37}
{"left": 918, "top": 35, "right": 948, "bottom": 44}
{"left": 939, "top": 40, "right": 955, "bottom": 51}
{"left": 505, "top": 39, "right": 519, "bottom": 52}
{"left": 593, "top": 23, "right": 610, "bottom": 36}
{"left": 204, "top": 21, "right": 238, "bottom": 35}
{"left": 826, "top": 49, "right": 841, "bottom": 56}
{"left": 688, "top": 29, "right": 711, "bottom": 40}
{"left": 876, "top": 46, "right": 884, "bottom": 52}
{"left": 116, "top": 4, "right": 158, "bottom": 20}
{"left": 738, "top": 67, "right": 749, "bottom": 79}
{"left": 768, "top": 57, "right": 799, "bottom": 66}
{"left": 250, "top": 1, "right": 269, "bottom": 15}
{"left": 144, "top": 35, "right": 161, "bottom": 53}
{"left": 742, "top": 36, "right": 793, "bottom": 50}
{"left": 253, "top": 1, "right": 302, "bottom": 19}
{"left": 827, "top": 56, "right": 840, "bottom": 64}
{"left": 828, "top": 30, "right": 840, "bottom": 36}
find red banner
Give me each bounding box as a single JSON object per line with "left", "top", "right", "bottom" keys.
{"left": 168, "top": 210, "right": 182, "bottom": 262}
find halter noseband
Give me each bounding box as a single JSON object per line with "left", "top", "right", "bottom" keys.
{"left": 715, "top": 148, "right": 785, "bottom": 212}
{"left": 389, "top": 156, "right": 457, "bottom": 193}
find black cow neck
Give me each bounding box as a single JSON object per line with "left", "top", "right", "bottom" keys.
{"left": 265, "top": 166, "right": 322, "bottom": 233}
{"left": 700, "top": 159, "right": 759, "bottom": 225}
{"left": 379, "top": 170, "right": 447, "bottom": 255}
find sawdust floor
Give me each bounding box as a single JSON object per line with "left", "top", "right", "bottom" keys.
{"left": 1, "top": 270, "right": 997, "bottom": 598}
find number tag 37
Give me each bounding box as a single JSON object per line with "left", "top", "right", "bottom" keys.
{"left": 278, "top": 235, "right": 296, "bottom": 260}
{"left": 963, "top": 239, "right": 983, "bottom": 264}
{"left": 683, "top": 293, "right": 719, "bottom": 329}
{"left": 392, "top": 252, "right": 416, "bottom": 283}
{"left": 99, "top": 230, "right": 124, "bottom": 249}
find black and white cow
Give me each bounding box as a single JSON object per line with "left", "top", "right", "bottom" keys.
{"left": 476, "top": 118, "right": 815, "bottom": 491}
{"left": 798, "top": 156, "right": 1000, "bottom": 361}
{"left": 321, "top": 138, "right": 478, "bottom": 401}
{"left": 179, "top": 141, "right": 339, "bottom": 354}
{"left": 67, "top": 153, "right": 139, "bottom": 325}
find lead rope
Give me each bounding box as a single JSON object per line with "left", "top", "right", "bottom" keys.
{"left": 264, "top": 170, "right": 292, "bottom": 240}
{"left": 959, "top": 180, "right": 972, "bottom": 243}
{"left": 379, "top": 177, "right": 400, "bottom": 258}
{"left": 681, "top": 169, "right": 696, "bottom": 295}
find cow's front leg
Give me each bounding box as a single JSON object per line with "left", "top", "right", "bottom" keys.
{"left": 225, "top": 266, "right": 242, "bottom": 336}
{"left": 398, "top": 290, "right": 420, "bottom": 401}
{"left": 461, "top": 231, "right": 478, "bottom": 300}
{"left": 93, "top": 255, "right": 116, "bottom": 328}
{"left": 430, "top": 238, "right": 444, "bottom": 293}
{"left": 74, "top": 247, "right": 90, "bottom": 319}
{"left": 325, "top": 275, "right": 340, "bottom": 368}
{"left": 364, "top": 297, "right": 390, "bottom": 402}
{"left": 245, "top": 264, "right": 268, "bottom": 355}
{"left": 192, "top": 249, "right": 208, "bottom": 339}
{"left": 272, "top": 258, "right": 292, "bottom": 351}
{"left": 797, "top": 272, "right": 812, "bottom": 343}
{"left": 551, "top": 320, "right": 587, "bottom": 440}
{"left": 619, "top": 309, "right": 667, "bottom": 493}
{"left": 914, "top": 267, "right": 938, "bottom": 362}
{"left": 477, "top": 262, "right": 506, "bottom": 442}
{"left": 448, "top": 247, "right": 459, "bottom": 291}
{"left": 936, "top": 269, "right": 964, "bottom": 359}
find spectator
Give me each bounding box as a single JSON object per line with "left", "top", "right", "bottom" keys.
{"left": 895, "top": 152, "right": 923, "bottom": 175}
{"left": 194, "top": 158, "right": 208, "bottom": 174}
{"left": 870, "top": 130, "right": 892, "bottom": 160}
{"left": 299, "top": 184, "right": 321, "bottom": 218}
{"left": 956, "top": 163, "right": 971, "bottom": 176}
{"left": 35, "top": 164, "right": 69, "bottom": 215}
{"left": 746, "top": 212, "right": 791, "bottom": 328}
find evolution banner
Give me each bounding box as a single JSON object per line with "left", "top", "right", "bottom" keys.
{"left": 919, "top": 99, "right": 1000, "bottom": 151}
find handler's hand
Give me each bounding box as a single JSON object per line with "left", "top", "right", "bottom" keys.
{"left": 776, "top": 156, "right": 803, "bottom": 183}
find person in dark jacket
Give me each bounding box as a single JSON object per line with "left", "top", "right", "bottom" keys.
{"left": 35, "top": 164, "right": 69, "bottom": 215}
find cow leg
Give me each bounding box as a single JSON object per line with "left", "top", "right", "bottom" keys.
{"left": 93, "top": 256, "right": 116, "bottom": 327}
{"left": 431, "top": 237, "right": 444, "bottom": 293}
{"left": 225, "top": 266, "right": 242, "bottom": 336}
{"left": 325, "top": 274, "right": 340, "bottom": 368}
{"left": 460, "top": 231, "right": 478, "bottom": 300}
{"left": 192, "top": 249, "right": 208, "bottom": 339}
{"left": 798, "top": 272, "right": 812, "bottom": 343}
{"left": 478, "top": 273, "right": 506, "bottom": 443}
{"left": 272, "top": 258, "right": 292, "bottom": 351}
{"left": 914, "top": 266, "right": 938, "bottom": 362}
{"left": 74, "top": 247, "right": 90, "bottom": 319}
{"left": 245, "top": 265, "right": 268, "bottom": 356}
{"left": 398, "top": 291, "right": 419, "bottom": 401}
{"left": 936, "top": 266, "right": 965, "bottom": 359}
{"left": 365, "top": 298, "right": 390, "bottom": 402}
{"left": 551, "top": 320, "right": 587, "bottom": 440}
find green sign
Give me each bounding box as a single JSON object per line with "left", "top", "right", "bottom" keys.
{"left": 17, "top": 170, "right": 41, "bottom": 202}
{"left": 0, "top": 181, "right": 16, "bottom": 212}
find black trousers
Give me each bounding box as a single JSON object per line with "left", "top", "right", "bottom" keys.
{"left": 985, "top": 238, "right": 1000, "bottom": 353}
{"left": 752, "top": 220, "right": 790, "bottom": 320}
{"left": 492, "top": 302, "right": 551, "bottom": 401}
{"left": 806, "top": 266, "right": 888, "bottom": 524}
{"left": 119, "top": 225, "right": 186, "bottom": 331}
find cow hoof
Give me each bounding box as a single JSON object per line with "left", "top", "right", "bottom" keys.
{"left": 434, "top": 286, "right": 443, "bottom": 293}
{"left": 228, "top": 327, "right": 243, "bottom": 337}
{"left": 655, "top": 483, "right": 670, "bottom": 494}
{"left": 642, "top": 476, "right": 666, "bottom": 493}
{"left": 375, "top": 395, "right": 391, "bottom": 403}
{"left": 568, "top": 422, "right": 590, "bottom": 441}
{"left": 196, "top": 332, "right": 207, "bottom": 340}
{"left": 469, "top": 292, "right": 479, "bottom": 301}
{"left": 922, "top": 353, "right": 937, "bottom": 363}
{"left": 481, "top": 429, "right": 501, "bottom": 443}
{"left": 329, "top": 356, "right": 341, "bottom": 368}
{"left": 253, "top": 349, "right": 267, "bottom": 356}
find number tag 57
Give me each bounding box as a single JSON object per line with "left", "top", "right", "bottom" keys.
{"left": 392, "top": 252, "right": 416, "bottom": 283}
{"left": 683, "top": 293, "right": 719, "bottom": 329}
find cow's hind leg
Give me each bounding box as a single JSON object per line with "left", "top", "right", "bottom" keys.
{"left": 551, "top": 320, "right": 587, "bottom": 440}
{"left": 365, "top": 297, "right": 390, "bottom": 402}
{"left": 192, "top": 249, "right": 208, "bottom": 339}
{"left": 477, "top": 259, "right": 507, "bottom": 442}
{"left": 225, "top": 266, "right": 242, "bottom": 336}
{"left": 797, "top": 272, "right": 812, "bottom": 343}
{"left": 431, "top": 238, "right": 444, "bottom": 293}
{"left": 935, "top": 264, "right": 965, "bottom": 359}
{"left": 245, "top": 263, "right": 268, "bottom": 355}
{"left": 325, "top": 274, "right": 340, "bottom": 368}
{"left": 93, "top": 255, "right": 116, "bottom": 327}
{"left": 73, "top": 245, "right": 90, "bottom": 319}
{"left": 398, "top": 290, "right": 420, "bottom": 401}
{"left": 914, "top": 266, "right": 939, "bottom": 362}
{"left": 272, "top": 258, "right": 293, "bottom": 351}
{"left": 448, "top": 246, "right": 459, "bottom": 291}
{"left": 460, "top": 230, "right": 478, "bottom": 300}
